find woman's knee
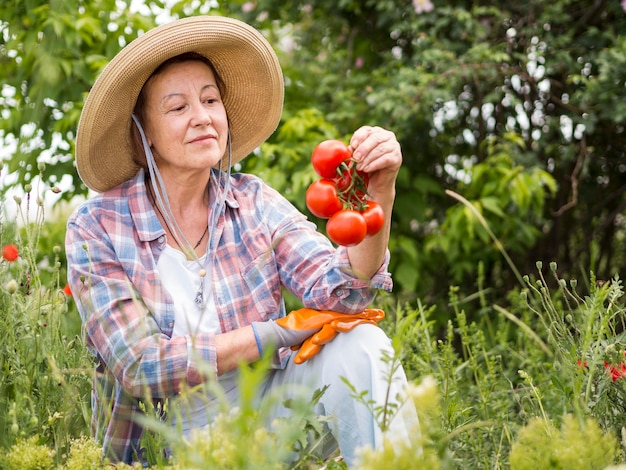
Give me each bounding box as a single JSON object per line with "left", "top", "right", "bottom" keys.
{"left": 323, "top": 323, "right": 392, "bottom": 358}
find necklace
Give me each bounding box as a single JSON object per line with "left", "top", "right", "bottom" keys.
{"left": 154, "top": 201, "right": 208, "bottom": 249}
{"left": 149, "top": 185, "right": 209, "bottom": 250}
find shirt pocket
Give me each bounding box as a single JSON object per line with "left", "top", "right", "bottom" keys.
{"left": 242, "top": 251, "right": 282, "bottom": 318}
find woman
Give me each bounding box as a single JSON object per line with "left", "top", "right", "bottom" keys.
{"left": 66, "top": 15, "right": 415, "bottom": 467}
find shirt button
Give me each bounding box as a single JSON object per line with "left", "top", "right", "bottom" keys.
{"left": 158, "top": 236, "right": 165, "bottom": 244}
{"left": 167, "top": 321, "right": 173, "bottom": 328}
{"left": 346, "top": 281, "right": 353, "bottom": 287}
{"left": 335, "top": 289, "right": 344, "bottom": 296}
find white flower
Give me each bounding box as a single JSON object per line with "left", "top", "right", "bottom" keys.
{"left": 6, "top": 279, "right": 18, "bottom": 294}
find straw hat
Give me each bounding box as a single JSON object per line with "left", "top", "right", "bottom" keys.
{"left": 75, "top": 16, "right": 284, "bottom": 192}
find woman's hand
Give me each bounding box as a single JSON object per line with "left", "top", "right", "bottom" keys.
{"left": 349, "top": 126, "right": 402, "bottom": 199}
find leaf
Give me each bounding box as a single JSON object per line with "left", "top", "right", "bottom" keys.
{"left": 479, "top": 197, "right": 505, "bottom": 218}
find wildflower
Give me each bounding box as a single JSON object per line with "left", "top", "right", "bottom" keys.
{"left": 622, "top": 0, "right": 626, "bottom": 12}
{"left": 604, "top": 361, "right": 626, "bottom": 382}
{"left": 576, "top": 359, "right": 588, "bottom": 369}
{"left": 242, "top": 2, "right": 255, "bottom": 12}
{"left": 63, "top": 284, "right": 72, "bottom": 296}
{"left": 412, "top": 0, "right": 434, "bottom": 14}
{"left": 6, "top": 279, "right": 18, "bottom": 294}
{"left": 2, "top": 244, "right": 19, "bottom": 262}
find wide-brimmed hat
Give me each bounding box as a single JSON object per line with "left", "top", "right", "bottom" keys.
{"left": 75, "top": 15, "right": 284, "bottom": 193}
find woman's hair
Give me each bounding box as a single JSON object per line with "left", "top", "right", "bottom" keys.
{"left": 130, "top": 52, "right": 226, "bottom": 168}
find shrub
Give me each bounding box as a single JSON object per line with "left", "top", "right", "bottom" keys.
{"left": 1, "top": 436, "right": 55, "bottom": 470}
{"left": 509, "top": 415, "right": 619, "bottom": 469}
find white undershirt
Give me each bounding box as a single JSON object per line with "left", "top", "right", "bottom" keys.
{"left": 157, "top": 245, "right": 238, "bottom": 434}
{"left": 158, "top": 245, "right": 219, "bottom": 336}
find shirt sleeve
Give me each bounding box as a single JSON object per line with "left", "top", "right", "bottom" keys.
{"left": 259, "top": 182, "right": 393, "bottom": 312}
{"left": 65, "top": 201, "right": 217, "bottom": 399}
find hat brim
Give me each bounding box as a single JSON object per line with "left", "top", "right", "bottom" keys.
{"left": 76, "top": 16, "right": 284, "bottom": 193}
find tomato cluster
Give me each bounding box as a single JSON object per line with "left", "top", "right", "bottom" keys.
{"left": 305, "top": 139, "right": 385, "bottom": 246}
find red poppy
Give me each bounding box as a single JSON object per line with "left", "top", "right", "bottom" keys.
{"left": 604, "top": 361, "right": 626, "bottom": 382}
{"left": 577, "top": 359, "right": 588, "bottom": 369}
{"left": 62, "top": 284, "right": 72, "bottom": 296}
{"left": 2, "top": 244, "right": 19, "bottom": 262}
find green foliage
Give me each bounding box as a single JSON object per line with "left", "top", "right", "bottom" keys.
{"left": 138, "top": 354, "right": 343, "bottom": 469}
{"left": 0, "top": 0, "right": 158, "bottom": 195}
{"left": 371, "top": 255, "right": 626, "bottom": 468}
{"left": 509, "top": 415, "right": 618, "bottom": 470}
{"left": 426, "top": 133, "right": 557, "bottom": 282}
{"left": 244, "top": 108, "right": 340, "bottom": 205}
{"left": 61, "top": 437, "right": 109, "bottom": 470}
{"left": 1, "top": 436, "right": 55, "bottom": 470}
{"left": 0, "top": 193, "right": 91, "bottom": 464}
{"left": 355, "top": 376, "right": 447, "bottom": 470}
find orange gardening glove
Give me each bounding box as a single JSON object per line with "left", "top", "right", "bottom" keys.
{"left": 276, "top": 308, "right": 385, "bottom": 364}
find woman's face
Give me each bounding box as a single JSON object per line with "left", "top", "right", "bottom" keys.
{"left": 141, "top": 60, "right": 229, "bottom": 178}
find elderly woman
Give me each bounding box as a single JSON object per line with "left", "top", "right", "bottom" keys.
{"left": 66, "top": 15, "right": 415, "bottom": 467}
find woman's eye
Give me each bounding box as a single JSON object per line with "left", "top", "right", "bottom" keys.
{"left": 168, "top": 105, "right": 185, "bottom": 113}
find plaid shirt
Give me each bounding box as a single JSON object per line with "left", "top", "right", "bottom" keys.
{"left": 65, "top": 169, "right": 392, "bottom": 463}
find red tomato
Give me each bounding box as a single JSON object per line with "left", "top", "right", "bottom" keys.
{"left": 311, "top": 139, "right": 352, "bottom": 178}
{"left": 361, "top": 200, "right": 385, "bottom": 236}
{"left": 305, "top": 179, "right": 343, "bottom": 219}
{"left": 326, "top": 210, "right": 367, "bottom": 246}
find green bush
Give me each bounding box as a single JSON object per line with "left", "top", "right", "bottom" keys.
{"left": 510, "top": 415, "right": 618, "bottom": 470}
{"left": 1, "top": 436, "right": 55, "bottom": 470}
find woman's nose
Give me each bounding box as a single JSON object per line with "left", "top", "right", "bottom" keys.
{"left": 190, "top": 103, "right": 212, "bottom": 126}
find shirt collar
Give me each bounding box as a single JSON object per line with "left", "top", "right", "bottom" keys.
{"left": 126, "top": 170, "right": 164, "bottom": 243}
{"left": 125, "top": 168, "right": 239, "bottom": 244}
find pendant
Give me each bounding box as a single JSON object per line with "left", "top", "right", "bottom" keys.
{"left": 195, "top": 289, "right": 203, "bottom": 307}
{"left": 195, "top": 275, "right": 205, "bottom": 307}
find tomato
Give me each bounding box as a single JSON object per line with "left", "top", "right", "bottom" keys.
{"left": 326, "top": 209, "right": 367, "bottom": 246}
{"left": 311, "top": 139, "right": 352, "bottom": 178}
{"left": 334, "top": 162, "right": 369, "bottom": 191}
{"left": 305, "top": 179, "right": 343, "bottom": 219}
{"left": 361, "top": 200, "right": 385, "bottom": 236}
